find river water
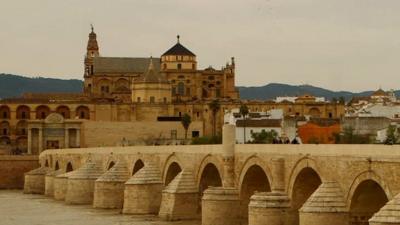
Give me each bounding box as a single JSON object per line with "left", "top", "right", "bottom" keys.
{"left": 0, "top": 190, "right": 201, "bottom": 225}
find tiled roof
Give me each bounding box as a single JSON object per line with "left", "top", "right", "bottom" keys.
{"left": 162, "top": 43, "right": 195, "bottom": 56}
{"left": 93, "top": 57, "right": 161, "bottom": 74}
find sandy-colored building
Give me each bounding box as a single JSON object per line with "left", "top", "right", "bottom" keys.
{"left": 0, "top": 28, "right": 344, "bottom": 154}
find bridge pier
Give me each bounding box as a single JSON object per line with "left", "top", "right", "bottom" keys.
{"left": 123, "top": 162, "right": 163, "bottom": 214}
{"left": 299, "top": 181, "right": 348, "bottom": 225}
{"left": 53, "top": 172, "right": 69, "bottom": 200}
{"left": 369, "top": 193, "right": 400, "bottom": 225}
{"left": 202, "top": 125, "right": 240, "bottom": 225}
{"left": 202, "top": 187, "right": 240, "bottom": 225}
{"left": 24, "top": 166, "right": 51, "bottom": 194}
{"left": 249, "top": 192, "right": 290, "bottom": 225}
{"left": 45, "top": 169, "right": 62, "bottom": 197}
{"left": 93, "top": 160, "right": 130, "bottom": 209}
{"left": 159, "top": 170, "right": 199, "bottom": 220}
{"left": 65, "top": 159, "right": 103, "bottom": 205}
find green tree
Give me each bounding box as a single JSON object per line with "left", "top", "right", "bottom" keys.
{"left": 334, "top": 126, "right": 371, "bottom": 144}
{"left": 339, "top": 96, "right": 346, "bottom": 104}
{"left": 251, "top": 130, "right": 278, "bottom": 144}
{"left": 239, "top": 104, "right": 249, "bottom": 143}
{"left": 385, "top": 125, "right": 398, "bottom": 145}
{"left": 181, "top": 113, "right": 192, "bottom": 140}
{"left": 208, "top": 100, "right": 220, "bottom": 137}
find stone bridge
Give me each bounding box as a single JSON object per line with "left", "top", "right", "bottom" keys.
{"left": 23, "top": 125, "right": 400, "bottom": 225}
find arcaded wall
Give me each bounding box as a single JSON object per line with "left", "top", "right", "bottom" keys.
{"left": 0, "top": 155, "right": 39, "bottom": 189}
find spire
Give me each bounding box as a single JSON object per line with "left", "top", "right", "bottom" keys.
{"left": 177, "top": 35, "right": 180, "bottom": 43}
{"left": 87, "top": 24, "right": 99, "bottom": 53}
{"left": 148, "top": 56, "right": 155, "bottom": 71}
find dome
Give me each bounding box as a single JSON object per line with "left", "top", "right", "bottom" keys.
{"left": 162, "top": 36, "right": 195, "bottom": 57}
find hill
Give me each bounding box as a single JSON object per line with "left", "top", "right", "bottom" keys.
{"left": 0, "top": 74, "right": 83, "bottom": 99}
{"left": 238, "top": 83, "right": 400, "bottom": 101}
{"left": 1, "top": 74, "right": 398, "bottom": 101}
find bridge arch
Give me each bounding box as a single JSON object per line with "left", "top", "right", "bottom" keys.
{"left": 347, "top": 171, "right": 391, "bottom": 224}
{"left": 54, "top": 161, "right": 60, "bottom": 170}
{"left": 162, "top": 154, "right": 183, "bottom": 185}
{"left": 197, "top": 159, "right": 223, "bottom": 214}
{"left": 196, "top": 154, "right": 223, "bottom": 188}
{"left": 66, "top": 162, "right": 73, "bottom": 172}
{"left": 287, "top": 157, "right": 323, "bottom": 225}
{"left": 131, "top": 159, "right": 145, "bottom": 176}
{"left": 107, "top": 161, "right": 115, "bottom": 170}
{"left": 238, "top": 155, "right": 272, "bottom": 222}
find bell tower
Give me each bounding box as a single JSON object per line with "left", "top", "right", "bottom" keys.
{"left": 84, "top": 25, "right": 100, "bottom": 78}
{"left": 84, "top": 25, "right": 100, "bottom": 95}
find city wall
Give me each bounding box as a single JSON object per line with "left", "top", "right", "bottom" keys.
{"left": 0, "top": 155, "right": 38, "bottom": 189}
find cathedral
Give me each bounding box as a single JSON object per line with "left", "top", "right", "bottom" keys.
{"left": 83, "top": 27, "right": 238, "bottom": 103}
{"left": 0, "top": 27, "right": 344, "bottom": 154}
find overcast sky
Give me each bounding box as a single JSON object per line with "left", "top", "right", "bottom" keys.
{"left": 1, "top": 0, "right": 400, "bottom": 92}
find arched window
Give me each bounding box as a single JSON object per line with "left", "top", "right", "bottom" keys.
{"left": 0, "top": 106, "right": 10, "bottom": 119}
{"left": 76, "top": 106, "right": 90, "bottom": 119}
{"left": 177, "top": 82, "right": 185, "bottom": 96}
{"left": 35, "top": 105, "right": 50, "bottom": 119}
{"left": 17, "top": 105, "right": 30, "bottom": 119}
{"left": 177, "top": 64, "right": 182, "bottom": 70}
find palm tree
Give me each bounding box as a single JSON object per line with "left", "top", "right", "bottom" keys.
{"left": 208, "top": 99, "right": 220, "bottom": 137}
{"left": 181, "top": 113, "right": 192, "bottom": 140}
{"left": 239, "top": 104, "right": 249, "bottom": 143}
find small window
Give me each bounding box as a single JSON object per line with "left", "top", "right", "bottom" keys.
{"left": 216, "top": 81, "right": 221, "bottom": 86}
{"left": 177, "top": 64, "right": 182, "bottom": 70}
{"left": 192, "top": 63, "right": 195, "bottom": 70}
{"left": 196, "top": 112, "right": 200, "bottom": 118}
{"left": 202, "top": 81, "right": 207, "bottom": 85}
{"left": 208, "top": 84, "right": 215, "bottom": 88}
{"left": 163, "top": 97, "right": 167, "bottom": 103}
{"left": 186, "top": 87, "right": 191, "bottom": 96}
{"left": 329, "top": 112, "right": 333, "bottom": 118}
{"left": 163, "top": 64, "right": 167, "bottom": 70}
{"left": 137, "top": 97, "right": 141, "bottom": 103}
{"left": 150, "top": 96, "right": 155, "bottom": 103}
{"left": 208, "top": 76, "right": 215, "bottom": 80}
{"left": 186, "top": 79, "right": 191, "bottom": 84}
{"left": 192, "top": 131, "right": 200, "bottom": 138}
{"left": 3, "top": 129, "right": 7, "bottom": 135}
{"left": 178, "top": 112, "right": 182, "bottom": 117}
{"left": 80, "top": 111, "right": 85, "bottom": 119}
{"left": 2, "top": 112, "right": 7, "bottom": 119}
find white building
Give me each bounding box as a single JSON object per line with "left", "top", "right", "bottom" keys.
{"left": 224, "top": 108, "right": 284, "bottom": 144}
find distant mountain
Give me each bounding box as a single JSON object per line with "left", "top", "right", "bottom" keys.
{"left": 238, "top": 83, "right": 400, "bottom": 101}
{"left": 0, "top": 74, "right": 83, "bottom": 99}
{"left": 1, "top": 74, "right": 399, "bottom": 102}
